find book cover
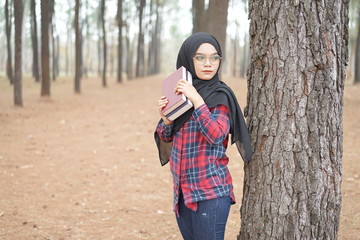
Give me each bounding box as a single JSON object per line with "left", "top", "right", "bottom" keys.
{"left": 165, "top": 70, "right": 194, "bottom": 121}
{"left": 161, "top": 66, "right": 190, "bottom": 115}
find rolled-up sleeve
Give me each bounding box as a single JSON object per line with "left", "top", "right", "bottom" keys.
{"left": 156, "top": 120, "right": 174, "bottom": 142}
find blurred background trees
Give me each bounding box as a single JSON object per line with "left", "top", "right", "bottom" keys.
{"left": 1, "top": 1, "right": 250, "bottom": 101}
{"left": 0, "top": 0, "right": 357, "bottom": 98}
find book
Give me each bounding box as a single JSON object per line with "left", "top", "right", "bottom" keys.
{"left": 161, "top": 67, "right": 193, "bottom": 119}
{"left": 165, "top": 70, "right": 193, "bottom": 121}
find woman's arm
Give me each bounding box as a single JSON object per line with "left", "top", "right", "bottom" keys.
{"left": 156, "top": 120, "right": 174, "bottom": 142}
{"left": 193, "top": 104, "right": 230, "bottom": 145}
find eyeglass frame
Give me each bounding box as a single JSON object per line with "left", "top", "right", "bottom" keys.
{"left": 192, "top": 53, "right": 222, "bottom": 65}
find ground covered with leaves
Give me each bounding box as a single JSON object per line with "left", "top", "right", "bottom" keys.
{"left": 0, "top": 75, "right": 359, "bottom": 239}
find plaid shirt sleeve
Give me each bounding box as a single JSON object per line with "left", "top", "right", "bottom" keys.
{"left": 156, "top": 120, "right": 174, "bottom": 142}
{"left": 192, "top": 103, "right": 230, "bottom": 145}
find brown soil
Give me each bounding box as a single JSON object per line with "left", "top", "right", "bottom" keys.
{"left": 0, "top": 75, "right": 359, "bottom": 240}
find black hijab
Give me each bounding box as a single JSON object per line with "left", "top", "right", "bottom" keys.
{"left": 155, "top": 32, "right": 252, "bottom": 166}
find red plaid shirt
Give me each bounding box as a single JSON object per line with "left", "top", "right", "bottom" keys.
{"left": 156, "top": 104, "right": 235, "bottom": 215}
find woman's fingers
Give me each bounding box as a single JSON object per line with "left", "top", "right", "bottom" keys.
{"left": 174, "top": 79, "right": 188, "bottom": 94}
{"left": 158, "top": 96, "right": 168, "bottom": 110}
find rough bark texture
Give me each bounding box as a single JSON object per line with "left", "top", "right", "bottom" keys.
{"left": 13, "top": 0, "right": 23, "bottom": 106}
{"left": 239, "top": 1, "right": 349, "bottom": 239}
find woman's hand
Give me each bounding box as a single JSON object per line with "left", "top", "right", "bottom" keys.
{"left": 174, "top": 79, "right": 205, "bottom": 109}
{"left": 158, "top": 96, "right": 173, "bottom": 125}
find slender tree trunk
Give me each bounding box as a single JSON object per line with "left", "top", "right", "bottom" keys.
{"left": 239, "top": 1, "right": 349, "bottom": 239}
{"left": 147, "top": 0, "right": 154, "bottom": 75}
{"left": 5, "top": 0, "right": 14, "bottom": 84}
{"left": 153, "top": 0, "right": 162, "bottom": 74}
{"left": 126, "top": 24, "right": 133, "bottom": 80}
{"left": 74, "top": 0, "right": 81, "bottom": 93}
{"left": 117, "top": 0, "right": 123, "bottom": 83}
{"left": 51, "top": 20, "right": 57, "bottom": 81}
{"left": 65, "top": 0, "right": 72, "bottom": 76}
{"left": 13, "top": 0, "right": 24, "bottom": 106}
{"left": 100, "top": 0, "right": 107, "bottom": 87}
{"left": 355, "top": 5, "right": 360, "bottom": 84}
{"left": 30, "top": 0, "right": 40, "bottom": 82}
{"left": 146, "top": 0, "right": 161, "bottom": 75}
{"left": 82, "top": 0, "right": 89, "bottom": 78}
{"left": 41, "top": 0, "right": 51, "bottom": 96}
{"left": 136, "top": 0, "right": 145, "bottom": 78}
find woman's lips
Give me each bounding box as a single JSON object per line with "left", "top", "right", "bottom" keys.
{"left": 202, "top": 70, "right": 212, "bottom": 73}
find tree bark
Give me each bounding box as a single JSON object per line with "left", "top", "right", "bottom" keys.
{"left": 13, "top": 0, "right": 23, "bottom": 106}
{"left": 74, "top": 0, "right": 82, "bottom": 93}
{"left": 30, "top": 0, "right": 40, "bottom": 82}
{"left": 117, "top": 0, "right": 123, "bottom": 83}
{"left": 5, "top": 0, "right": 14, "bottom": 84}
{"left": 41, "top": 0, "right": 51, "bottom": 96}
{"left": 239, "top": 1, "right": 349, "bottom": 239}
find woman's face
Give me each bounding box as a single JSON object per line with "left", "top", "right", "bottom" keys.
{"left": 193, "top": 43, "right": 221, "bottom": 80}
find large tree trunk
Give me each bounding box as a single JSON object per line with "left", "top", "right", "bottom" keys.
{"left": 5, "top": 0, "right": 14, "bottom": 84}
{"left": 30, "top": 0, "right": 40, "bottom": 82}
{"left": 239, "top": 1, "right": 349, "bottom": 240}
{"left": 13, "top": 0, "right": 23, "bottom": 106}
{"left": 135, "top": 0, "right": 145, "bottom": 78}
{"left": 117, "top": 0, "right": 123, "bottom": 83}
{"left": 41, "top": 0, "right": 51, "bottom": 96}
{"left": 74, "top": 0, "right": 82, "bottom": 93}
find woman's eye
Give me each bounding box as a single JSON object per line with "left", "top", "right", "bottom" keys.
{"left": 195, "top": 56, "right": 205, "bottom": 60}
{"left": 212, "top": 55, "right": 221, "bottom": 61}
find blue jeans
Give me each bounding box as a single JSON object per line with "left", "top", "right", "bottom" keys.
{"left": 176, "top": 194, "right": 231, "bottom": 240}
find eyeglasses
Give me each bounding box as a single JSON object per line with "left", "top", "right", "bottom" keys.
{"left": 193, "top": 54, "right": 222, "bottom": 65}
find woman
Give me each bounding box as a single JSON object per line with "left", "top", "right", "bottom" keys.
{"left": 154, "top": 32, "right": 252, "bottom": 240}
